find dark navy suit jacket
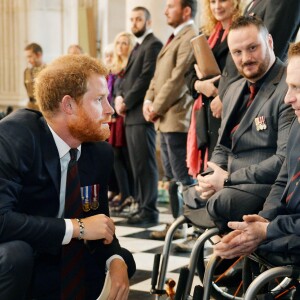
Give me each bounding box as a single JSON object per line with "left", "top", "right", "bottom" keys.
{"left": 259, "top": 118, "right": 300, "bottom": 255}
{"left": 0, "top": 109, "right": 131, "bottom": 270}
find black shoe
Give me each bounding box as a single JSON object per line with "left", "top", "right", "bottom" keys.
{"left": 127, "top": 211, "right": 158, "bottom": 225}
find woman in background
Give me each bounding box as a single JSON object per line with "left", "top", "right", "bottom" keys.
{"left": 178, "top": 0, "right": 242, "bottom": 253}
{"left": 186, "top": 0, "right": 242, "bottom": 178}
{"left": 107, "top": 32, "right": 136, "bottom": 212}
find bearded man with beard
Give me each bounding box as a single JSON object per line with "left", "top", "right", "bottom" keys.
{"left": 182, "top": 16, "right": 294, "bottom": 234}
{"left": 0, "top": 54, "right": 135, "bottom": 300}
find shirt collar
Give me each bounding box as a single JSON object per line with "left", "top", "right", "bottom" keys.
{"left": 136, "top": 28, "right": 153, "bottom": 45}
{"left": 47, "top": 124, "right": 81, "bottom": 159}
{"left": 173, "top": 19, "right": 194, "bottom": 36}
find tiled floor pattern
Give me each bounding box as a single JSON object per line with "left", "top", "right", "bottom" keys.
{"left": 112, "top": 205, "right": 202, "bottom": 300}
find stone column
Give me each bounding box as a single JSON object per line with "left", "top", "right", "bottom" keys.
{"left": 0, "top": 0, "right": 80, "bottom": 107}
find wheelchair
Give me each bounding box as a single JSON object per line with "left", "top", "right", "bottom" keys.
{"left": 203, "top": 250, "right": 300, "bottom": 300}
{"left": 150, "top": 213, "right": 246, "bottom": 299}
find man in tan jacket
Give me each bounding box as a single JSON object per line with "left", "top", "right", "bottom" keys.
{"left": 143, "top": 0, "right": 197, "bottom": 238}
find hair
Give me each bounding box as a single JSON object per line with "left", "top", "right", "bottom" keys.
{"left": 181, "top": 0, "right": 198, "bottom": 19}
{"left": 110, "top": 31, "right": 135, "bottom": 74}
{"left": 67, "top": 44, "right": 84, "bottom": 54}
{"left": 288, "top": 42, "right": 300, "bottom": 60}
{"left": 201, "top": 0, "right": 242, "bottom": 36}
{"left": 104, "top": 43, "right": 114, "bottom": 56}
{"left": 24, "top": 43, "right": 43, "bottom": 54}
{"left": 229, "top": 15, "right": 269, "bottom": 38}
{"left": 132, "top": 6, "right": 151, "bottom": 21}
{"left": 35, "top": 55, "right": 108, "bottom": 118}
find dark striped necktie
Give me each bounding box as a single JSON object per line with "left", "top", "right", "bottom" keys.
{"left": 61, "top": 148, "right": 85, "bottom": 300}
{"left": 286, "top": 157, "right": 300, "bottom": 203}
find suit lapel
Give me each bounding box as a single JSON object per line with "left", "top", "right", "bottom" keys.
{"left": 78, "top": 145, "right": 92, "bottom": 183}
{"left": 158, "top": 25, "right": 191, "bottom": 59}
{"left": 125, "top": 33, "right": 152, "bottom": 74}
{"left": 219, "top": 81, "right": 246, "bottom": 149}
{"left": 40, "top": 118, "right": 61, "bottom": 195}
{"left": 232, "top": 60, "right": 285, "bottom": 149}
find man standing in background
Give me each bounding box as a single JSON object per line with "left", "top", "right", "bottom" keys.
{"left": 115, "top": 6, "right": 163, "bottom": 224}
{"left": 24, "top": 43, "right": 46, "bottom": 111}
{"left": 143, "top": 0, "right": 198, "bottom": 237}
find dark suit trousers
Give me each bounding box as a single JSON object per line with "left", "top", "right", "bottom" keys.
{"left": 0, "top": 241, "right": 135, "bottom": 300}
{"left": 183, "top": 184, "right": 271, "bottom": 233}
{"left": 206, "top": 184, "right": 271, "bottom": 232}
{"left": 125, "top": 123, "right": 158, "bottom": 214}
{"left": 0, "top": 241, "right": 34, "bottom": 300}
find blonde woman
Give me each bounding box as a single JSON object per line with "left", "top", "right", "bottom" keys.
{"left": 107, "top": 32, "right": 136, "bottom": 212}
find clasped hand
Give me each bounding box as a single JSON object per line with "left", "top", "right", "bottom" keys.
{"left": 143, "top": 101, "right": 158, "bottom": 122}
{"left": 77, "top": 214, "right": 115, "bottom": 244}
{"left": 115, "top": 96, "right": 127, "bottom": 117}
{"left": 214, "top": 214, "right": 269, "bottom": 259}
{"left": 195, "top": 162, "right": 228, "bottom": 199}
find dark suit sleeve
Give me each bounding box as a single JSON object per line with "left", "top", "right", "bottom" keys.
{"left": 0, "top": 118, "right": 65, "bottom": 251}
{"left": 258, "top": 0, "right": 300, "bottom": 60}
{"left": 257, "top": 213, "right": 300, "bottom": 255}
{"left": 123, "top": 40, "right": 162, "bottom": 110}
{"left": 259, "top": 156, "right": 289, "bottom": 220}
{"left": 185, "top": 59, "right": 200, "bottom": 100}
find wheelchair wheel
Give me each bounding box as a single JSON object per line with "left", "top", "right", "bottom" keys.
{"left": 197, "top": 235, "right": 245, "bottom": 299}
{"left": 244, "top": 265, "right": 297, "bottom": 299}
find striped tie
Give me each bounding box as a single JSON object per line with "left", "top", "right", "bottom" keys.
{"left": 286, "top": 157, "right": 300, "bottom": 203}
{"left": 61, "top": 148, "right": 85, "bottom": 300}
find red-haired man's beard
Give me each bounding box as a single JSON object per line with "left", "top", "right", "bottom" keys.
{"left": 68, "top": 108, "right": 111, "bottom": 142}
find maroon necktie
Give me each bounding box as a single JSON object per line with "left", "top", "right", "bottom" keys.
{"left": 247, "top": 84, "right": 257, "bottom": 108}
{"left": 61, "top": 148, "right": 85, "bottom": 300}
{"left": 165, "top": 33, "right": 175, "bottom": 46}
{"left": 231, "top": 84, "right": 257, "bottom": 136}
{"left": 286, "top": 157, "right": 300, "bottom": 203}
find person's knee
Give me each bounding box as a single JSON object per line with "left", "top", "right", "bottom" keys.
{"left": 206, "top": 190, "right": 234, "bottom": 232}
{"left": 207, "top": 191, "right": 229, "bottom": 218}
{"left": 119, "top": 248, "right": 136, "bottom": 278}
{"left": 0, "top": 240, "right": 34, "bottom": 275}
{"left": 0, "top": 241, "right": 34, "bottom": 299}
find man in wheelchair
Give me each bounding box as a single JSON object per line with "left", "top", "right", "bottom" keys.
{"left": 183, "top": 16, "right": 294, "bottom": 236}
{"left": 213, "top": 42, "right": 300, "bottom": 298}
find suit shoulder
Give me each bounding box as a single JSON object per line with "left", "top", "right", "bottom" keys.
{"left": 179, "top": 25, "right": 198, "bottom": 43}
{"left": 145, "top": 34, "right": 163, "bottom": 47}
{"left": 0, "top": 109, "right": 43, "bottom": 133}
{"left": 87, "top": 141, "right": 113, "bottom": 158}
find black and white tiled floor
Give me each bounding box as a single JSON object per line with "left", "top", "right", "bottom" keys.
{"left": 111, "top": 204, "right": 201, "bottom": 300}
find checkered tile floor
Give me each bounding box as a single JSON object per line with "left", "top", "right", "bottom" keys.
{"left": 111, "top": 204, "right": 202, "bottom": 300}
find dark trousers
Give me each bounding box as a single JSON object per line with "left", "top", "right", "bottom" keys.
{"left": 0, "top": 241, "right": 34, "bottom": 300}
{"left": 125, "top": 124, "right": 158, "bottom": 214}
{"left": 183, "top": 184, "right": 270, "bottom": 233}
{"left": 0, "top": 241, "right": 135, "bottom": 300}
{"left": 113, "top": 146, "right": 134, "bottom": 201}
{"left": 160, "top": 132, "right": 193, "bottom": 185}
